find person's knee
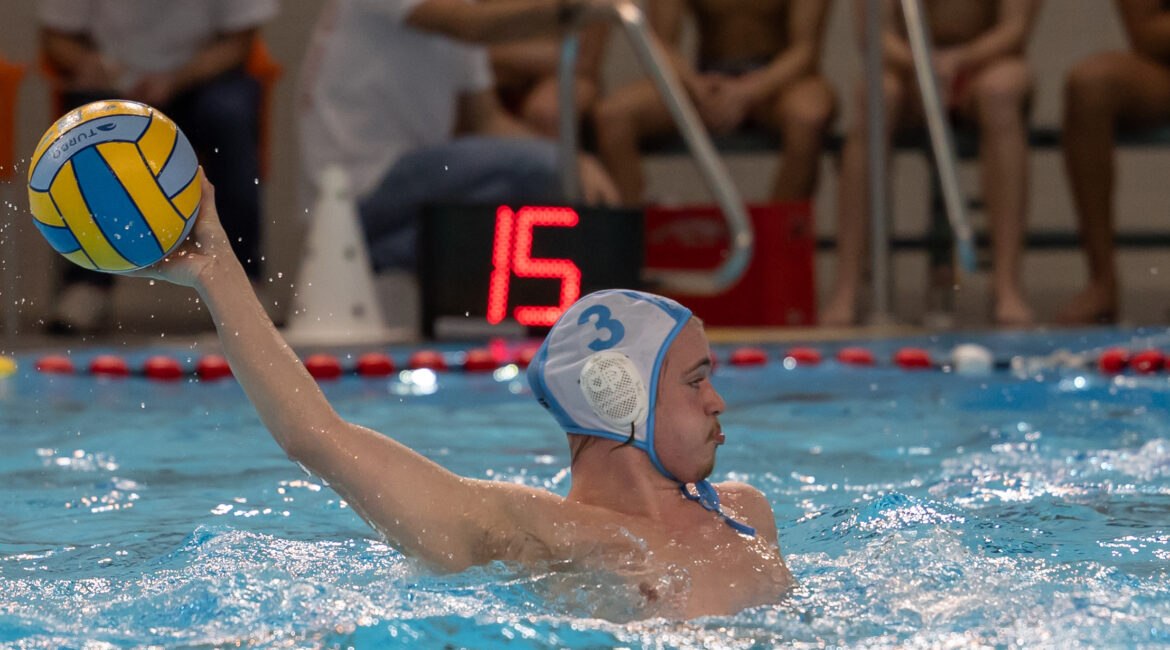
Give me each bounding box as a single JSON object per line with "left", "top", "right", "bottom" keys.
{"left": 521, "top": 101, "right": 560, "bottom": 138}
{"left": 781, "top": 85, "right": 837, "bottom": 137}
{"left": 972, "top": 64, "right": 1030, "bottom": 125}
{"left": 1065, "top": 52, "right": 1128, "bottom": 110}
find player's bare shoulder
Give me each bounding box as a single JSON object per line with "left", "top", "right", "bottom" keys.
{"left": 715, "top": 480, "right": 780, "bottom": 543}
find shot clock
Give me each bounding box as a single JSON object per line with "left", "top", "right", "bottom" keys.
{"left": 420, "top": 204, "right": 644, "bottom": 337}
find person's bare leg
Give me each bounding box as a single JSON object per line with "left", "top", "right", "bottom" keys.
{"left": 967, "top": 58, "right": 1035, "bottom": 326}
{"left": 1057, "top": 51, "right": 1170, "bottom": 324}
{"left": 593, "top": 81, "right": 676, "bottom": 205}
{"left": 821, "top": 72, "right": 905, "bottom": 327}
{"left": 763, "top": 76, "right": 837, "bottom": 202}
{"left": 520, "top": 76, "right": 598, "bottom": 138}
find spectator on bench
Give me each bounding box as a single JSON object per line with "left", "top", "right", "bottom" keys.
{"left": 297, "top": 0, "right": 620, "bottom": 281}
{"left": 487, "top": 8, "right": 609, "bottom": 138}
{"left": 593, "top": 0, "right": 837, "bottom": 206}
{"left": 1056, "top": 0, "right": 1170, "bottom": 324}
{"left": 822, "top": 0, "right": 1040, "bottom": 328}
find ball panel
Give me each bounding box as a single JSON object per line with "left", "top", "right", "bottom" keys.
{"left": 76, "top": 99, "right": 153, "bottom": 121}
{"left": 28, "top": 100, "right": 148, "bottom": 165}
{"left": 50, "top": 160, "right": 101, "bottom": 241}
{"left": 156, "top": 124, "right": 199, "bottom": 198}
{"left": 97, "top": 141, "right": 188, "bottom": 250}
{"left": 137, "top": 112, "right": 178, "bottom": 177}
{"left": 171, "top": 172, "right": 202, "bottom": 220}
{"left": 28, "top": 113, "right": 151, "bottom": 192}
{"left": 49, "top": 160, "right": 136, "bottom": 272}
{"left": 28, "top": 189, "right": 64, "bottom": 227}
{"left": 32, "top": 219, "right": 82, "bottom": 254}
{"left": 70, "top": 147, "right": 162, "bottom": 268}
{"left": 62, "top": 249, "right": 98, "bottom": 271}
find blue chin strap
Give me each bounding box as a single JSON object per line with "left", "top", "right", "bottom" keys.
{"left": 640, "top": 435, "right": 755, "bottom": 537}
{"left": 643, "top": 447, "right": 756, "bottom": 538}
{"left": 680, "top": 481, "right": 757, "bottom": 537}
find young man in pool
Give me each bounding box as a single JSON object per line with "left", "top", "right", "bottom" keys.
{"left": 136, "top": 175, "right": 793, "bottom": 618}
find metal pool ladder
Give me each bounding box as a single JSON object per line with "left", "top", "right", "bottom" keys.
{"left": 866, "top": 0, "right": 977, "bottom": 323}
{"left": 556, "top": 0, "right": 976, "bottom": 316}
{"left": 556, "top": 1, "right": 753, "bottom": 296}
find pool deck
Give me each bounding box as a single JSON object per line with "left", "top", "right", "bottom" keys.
{"left": 0, "top": 278, "right": 1017, "bottom": 355}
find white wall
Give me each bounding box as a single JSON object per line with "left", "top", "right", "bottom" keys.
{"left": 1, "top": 1, "right": 1166, "bottom": 333}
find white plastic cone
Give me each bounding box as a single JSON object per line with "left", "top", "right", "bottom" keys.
{"left": 283, "top": 166, "right": 401, "bottom": 345}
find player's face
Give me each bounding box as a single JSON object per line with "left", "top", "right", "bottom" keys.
{"left": 652, "top": 321, "right": 727, "bottom": 482}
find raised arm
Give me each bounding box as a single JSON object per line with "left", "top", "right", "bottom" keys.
{"left": 488, "top": 22, "right": 609, "bottom": 85}
{"left": 1117, "top": 0, "right": 1170, "bottom": 62}
{"left": 406, "top": 0, "right": 616, "bottom": 44}
{"left": 137, "top": 175, "right": 542, "bottom": 571}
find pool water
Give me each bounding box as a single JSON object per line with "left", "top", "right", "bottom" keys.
{"left": 2, "top": 328, "right": 1169, "bottom": 648}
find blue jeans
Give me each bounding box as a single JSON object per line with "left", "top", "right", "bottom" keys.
{"left": 359, "top": 136, "right": 560, "bottom": 271}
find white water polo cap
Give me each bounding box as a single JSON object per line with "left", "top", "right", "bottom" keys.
{"left": 528, "top": 289, "right": 691, "bottom": 477}
{"left": 528, "top": 290, "right": 756, "bottom": 536}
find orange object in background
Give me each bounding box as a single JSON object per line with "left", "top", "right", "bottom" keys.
{"left": 643, "top": 201, "right": 817, "bottom": 327}
{"left": 0, "top": 55, "right": 25, "bottom": 181}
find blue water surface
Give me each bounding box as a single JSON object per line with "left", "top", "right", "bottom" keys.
{"left": 2, "top": 327, "right": 1169, "bottom": 648}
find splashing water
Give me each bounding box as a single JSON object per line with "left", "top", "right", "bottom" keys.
{"left": 2, "top": 330, "right": 1169, "bottom": 647}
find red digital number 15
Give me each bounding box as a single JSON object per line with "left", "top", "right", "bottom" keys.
{"left": 487, "top": 206, "right": 581, "bottom": 326}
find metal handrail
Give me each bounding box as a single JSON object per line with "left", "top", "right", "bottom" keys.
{"left": 557, "top": 1, "right": 754, "bottom": 295}
{"left": 864, "top": 0, "right": 892, "bottom": 323}
{"left": 864, "top": 0, "right": 976, "bottom": 324}
{"left": 900, "top": 0, "right": 976, "bottom": 274}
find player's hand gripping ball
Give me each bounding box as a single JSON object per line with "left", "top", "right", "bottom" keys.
{"left": 27, "top": 100, "right": 201, "bottom": 272}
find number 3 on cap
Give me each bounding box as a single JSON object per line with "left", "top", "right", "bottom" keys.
{"left": 578, "top": 305, "right": 625, "bottom": 351}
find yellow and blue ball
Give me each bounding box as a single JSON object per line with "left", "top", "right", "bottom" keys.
{"left": 27, "top": 100, "right": 201, "bottom": 272}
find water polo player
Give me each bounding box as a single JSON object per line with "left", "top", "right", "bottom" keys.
{"left": 133, "top": 174, "right": 793, "bottom": 619}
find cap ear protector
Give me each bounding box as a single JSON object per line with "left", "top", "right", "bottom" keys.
{"left": 579, "top": 350, "right": 649, "bottom": 430}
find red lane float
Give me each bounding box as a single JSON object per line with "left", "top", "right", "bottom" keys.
{"left": 36, "top": 355, "right": 75, "bottom": 374}
{"left": 1131, "top": 349, "right": 1165, "bottom": 374}
{"left": 304, "top": 354, "right": 343, "bottom": 380}
{"left": 513, "top": 347, "right": 538, "bottom": 368}
{"left": 143, "top": 356, "right": 183, "bottom": 381}
{"left": 356, "top": 353, "right": 395, "bottom": 377}
{"left": 784, "top": 347, "right": 822, "bottom": 366}
{"left": 408, "top": 349, "right": 448, "bottom": 372}
{"left": 1097, "top": 347, "right": 1129, "bottom": 374}
{"left": 894, "top": 347, "right": 932, "bottom": 369}
{"left": 837, "top": 347, "right": 875, "bottom": 366}
{"left": 197, "top": 355, "right": 233, "bottom": 381}
{"left": 729, "top": 347, "right": 767, "bottom": 366}
{"left": 89, "top": 355, "right": 129, "bottom": 377}
{"left": 463, "top": 348, "right": 498, "bottom": 372}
